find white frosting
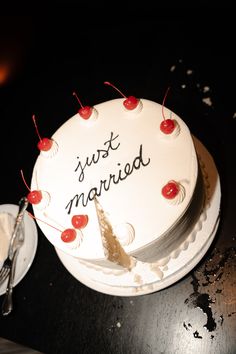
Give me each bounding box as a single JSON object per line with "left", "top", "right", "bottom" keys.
{"left": 31, "top": 98, "right": 199, "bottom": 267}
{"left": 113, "top": 223, "right": 135, "bottom": 246}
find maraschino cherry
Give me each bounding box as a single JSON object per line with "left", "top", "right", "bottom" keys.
{"left": 160, "top": 87, "right": 175, "bottom": 134}
{"left": 162, "top": 181, "right": 180, "bottom": 199}
{"left": 73, "top": 91, "right": 93, "bottom": 119}
{"left": 61, "top": 228, "right": 77, "bottom": 243}
{"left": 28, "top": 212, "right": 77, "bottom": 243}
{"left": 32, "top": 115, "right": 53, "bottom": 151}
{"left": 21, "top": 170, "right": 42, "bottom": 205}
{"left": 72, "top": 214, "right": 88, "bottom": 229}
{"left": 104, "top": 81, "right": 139, "bottom": 110}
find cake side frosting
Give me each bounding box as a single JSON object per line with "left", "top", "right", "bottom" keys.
{"left": 31, "top": 98, "right": 199, "bottom": 266}
{"left": 69, "top": 140, "right": 214, "bottom": 291}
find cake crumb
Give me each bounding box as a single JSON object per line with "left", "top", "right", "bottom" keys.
{"left": 203, "top": 86, "right": 210, "bottom": 93}
{"left": 202, "top": 97, "right": 213, "bottom": 106}
{"left": 193, "top": 330, "right": 202, "bottom": 339}
{"left": 134, "top": 273, "right": 143, "bottom": 284}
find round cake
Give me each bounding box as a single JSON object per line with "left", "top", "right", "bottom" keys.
{"left": 30, "top": 92, "right": 205, "bottom": 272}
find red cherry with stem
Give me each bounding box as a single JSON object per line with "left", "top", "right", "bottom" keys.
{"left": 123, "top": 95, "right": 139, "bottom": 110}
{"left": 73, "top": 92, "right": 93, "bottom": 119}
{"left": 27, "top": 190, "right": 42, "bottom": 204}
{"left": 71, "top": 214, "right": 88, "bottom": 229}
{"left": 160, "top": 87, "right": 175, "bottom": 134}
{"left": 28, "top": 212, "right": 77, "bottom": 243}
{"left": 61, "top": 228, "right": 77, "bottom": 243}
{"left": 162, "top": 181, "right": 179, "bottom": 199}
{"left": 104, "top": 81, "right": 139, "bottom": 110}
{"left": 160, "top": 119, "right": 175, "bottom": 134}
{"left": 32, "top": 115, "right": 53, "bottom": 151}
{"left": 20, "top": 170, "right": 42, "bottom": 204}
{"left": 37, "top": 138, "right": 53, "bottom": 151}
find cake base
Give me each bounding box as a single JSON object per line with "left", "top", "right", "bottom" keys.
{"left": 55, "top": 138, "right": 221, "bottom": 296}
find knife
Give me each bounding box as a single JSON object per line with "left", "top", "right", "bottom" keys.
{"left": 8, "top": 197, "right": 28, "bottom": 260}
{"left": 1, "top": 197, "right": 28, "bottom": 315}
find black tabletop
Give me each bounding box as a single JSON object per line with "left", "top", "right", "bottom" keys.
{"left": 0, "top": 9, "right": 235, "bottom": 354}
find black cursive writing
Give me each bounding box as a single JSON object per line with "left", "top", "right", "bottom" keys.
{"left": 74, "top": 132, "right": 120, "bottom": 182}
{"left": 66, "top": 144, "right": 150, "bottom": 214}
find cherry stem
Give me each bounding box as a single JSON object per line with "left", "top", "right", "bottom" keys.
{"left": 28, "top": 211, "right": 63, "bottom": 233}
{"left": 104, "top": 81, "right": 127, "bottom": 99}
{"left": 32, "top": 115, "right": 42, "bottom": 142}
{"left": 161, "top": 86, "right": 170, "bottom": 121}
{"left": 73, "top": 92, "right": 84, "bottom": 108}
{"left": 20, "top": 169, "right": 31, "bottom": 192}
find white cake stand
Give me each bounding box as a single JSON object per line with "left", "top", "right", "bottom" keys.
{"left": 55, "top": 138, "right": 221, "bottom": 296}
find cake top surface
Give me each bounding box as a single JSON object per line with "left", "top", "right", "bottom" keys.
{"left": 31, "top": 98, "right": 198, "bottom": 260}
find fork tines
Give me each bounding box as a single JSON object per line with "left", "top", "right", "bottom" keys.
{"left": 0, "top": 267, "right": 10, "bottom": 285}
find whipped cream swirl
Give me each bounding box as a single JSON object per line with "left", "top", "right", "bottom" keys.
{"left": 113, "top": 223, "right": 135, "bottom": 246}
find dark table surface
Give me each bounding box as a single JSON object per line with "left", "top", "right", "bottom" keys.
{"left": 0, "top": 8, "right": 235, "bottom": 354}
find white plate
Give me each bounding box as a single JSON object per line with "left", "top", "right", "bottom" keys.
{"left": 0, "top": 204, "right": 38, "bottom": 296}
{"left": 55, "top": 138, "right": 221, "bottom": 296}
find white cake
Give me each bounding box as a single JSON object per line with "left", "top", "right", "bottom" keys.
{"left": 30, "top": 96, "right": 205, "bottom": 271}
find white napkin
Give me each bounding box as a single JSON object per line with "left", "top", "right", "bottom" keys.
{"left": 0, "top": 213, "right": 14, "bottom": 263}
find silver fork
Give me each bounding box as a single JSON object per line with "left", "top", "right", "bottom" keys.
{"left": 0, "top": 260, "right": 11, "bottom": 285}
{"left": 0, "top": 197, "right": 28, "bottom": 286}
{"left": 2, "top": 226, "right": 25, "bottom": 315}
